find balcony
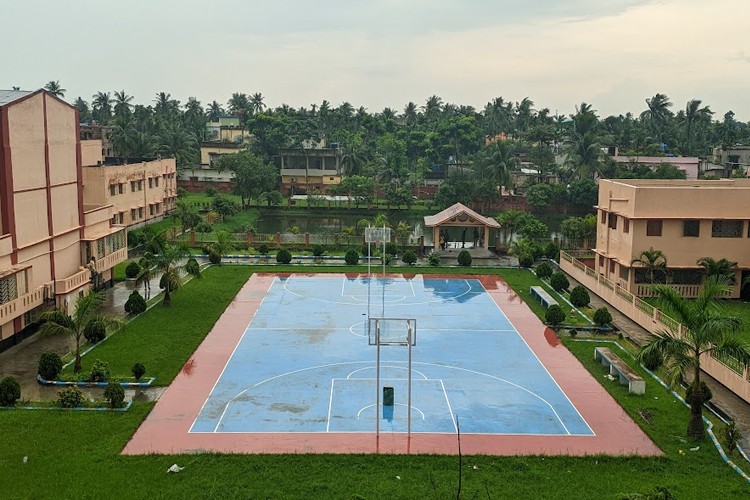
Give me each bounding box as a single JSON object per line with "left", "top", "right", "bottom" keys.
{"left": 0, "top": 286, "right": 44, "bottom": 324}
{"left": 55, "top": 268, "right": 90, "bottom": 295}
{"left": 94, "top": 247, "right": 127, "bottom": 274}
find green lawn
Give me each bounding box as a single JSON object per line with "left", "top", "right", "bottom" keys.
{"left": 646, "top": 297, "right": 750, "bottom": 344}
{"left": 4, "top": 266, "right": 750, "bottom": 498}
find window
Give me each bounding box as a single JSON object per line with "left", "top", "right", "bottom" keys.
{"left": 118, "top": 183, "right": 124, "bottom": 194}
{"left": 97, "top": 238, "right": 105, "bottom": 258}
{"left": 149, "top": 205, "right": 155, "bottom": 216}
{"left": 623, "top": 218, "right": 630, "bottom": 234}
{"left": 646, "top": 220, "right": 662, "bottom": 236}
{"left": 148, "top": 178, "right": 153, "bottom": 189}
{"left": 712, "top": 220, "right": 743, "bottom": 238}
{"left": 154, "top": 177, "right": 159, "bottom": 187}
{"left": 138, "top": 207, "right": 144, "bottom": 219}
{"left": 118, "top": 213, "right": 124, "bottom": 224}
{"left": 598, "top": 255, "right": 604, "bottom": 268}
{"left": 131, "top": 181, "right": 137, "bottom": 192}
{"left": 619, "top": 266, "right": 629, "bottom": 281}
{"left": 109, "top": 185, "right": 116, "bottom": 196}
{"left": 131, "top": 208, "right": 137, "bottom": 220}
{"left": 683, "top": 220, "right": 700, "bottom": 237}
{"left": 600, "top": 211, "right": 606, "bottom": 224}
{"left": 0, "top": 274, "right": 18, "bottom": 304}
{"left": 608, "top": 213, "right": 617, "bottom": 230}
{"left": 609, "top": 260, "right": 616, "bottom": 274}
{"left": 111, "top": 215, "right": 117, "bottom": 225}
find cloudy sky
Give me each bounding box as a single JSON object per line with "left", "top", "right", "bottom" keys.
{"left": 3, "top": 0, "right": 750, "bottom": 119}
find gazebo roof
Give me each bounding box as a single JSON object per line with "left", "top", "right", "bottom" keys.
{"left": 423, "top": 203, "right": 500, "bottom": 228}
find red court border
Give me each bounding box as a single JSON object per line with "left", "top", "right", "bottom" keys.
{"left": 123, "top": 273, "right": 661, "bottom": 456}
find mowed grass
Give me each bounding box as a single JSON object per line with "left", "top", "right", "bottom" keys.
{"left": 63, "top": 265, "right": 254, "bottom": 384}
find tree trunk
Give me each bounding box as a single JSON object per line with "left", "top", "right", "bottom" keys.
{"left": 164, "top": 284, "right": 172, "bottom": 307}
{"left": 687, "top": 363, "right": 705, "bottom": 440}
{"left": 74, "top": 338, "right": 82, "bottom": 373}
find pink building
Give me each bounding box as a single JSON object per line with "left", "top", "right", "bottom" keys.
{"left": 611, "top": 155, "right": 700, "bottom": 179}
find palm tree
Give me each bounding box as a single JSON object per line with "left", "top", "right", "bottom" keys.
{"left": 113, "top": 90, "right": 134, "bottom": 117}
{"left": 44, "top": 80, "right": 66, "bottom": 98}
{"left": 38, "top": 291, "right": 122, "bottom": 373}
{"left": 636, "top": 277, "right": 750, "bottom": 440}
{"left": 156, "top": 122, "right": 198, "bottom": 168}
{"left": 250, "top": 92, "right": 266, "bottom": 115}
{"left": 697, "top": 257, "right": 737, "bottom": 284}
{"left": 153, "top": 244, "right": 199, "bottom": 307}
{"left": 681, "top": 99, "right": 713, "bottom": 156}
{"left": 478, "top": 140, "right": 517, "bottom": 194}
{"left": 403, "top": 101, "right": 419, "bottom": 127}
{"left": 631, "top": 248, "right": 668, "bottom": 284}
{"left": 496, "top": 209, "right": 528, "bottom": 244}
{"left": 205, "top": 101, "right": 224, "bottom": 121}
{"left": 91, "top": 91, "right": 113, "bottom": 122}
{"left": 135, "top": 254, "right": 157, "bottom": 300}
{"left": 640, "top": 93, "right": 673, "bottom": 143}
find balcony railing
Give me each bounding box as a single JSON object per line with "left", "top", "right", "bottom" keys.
{"left": 0, "top": 286, "right": 44, "bottom": 323}
{"left": 94, "top": 247, "right": 127, "bottom": 274}
{"left": 55, "top": 268, "right": 90, "bottom": 295}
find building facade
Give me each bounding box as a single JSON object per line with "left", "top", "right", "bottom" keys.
{"left": 81, "top": 139, "right": 177, "bottom": 228}
{"left": 594, "top": 179, "right": 750, "bottom": 298}
{"left": 0, "top": 90, "right": 126, "bottom": 351}
{"left": 279, "top": 145, "right": 342, "bottom": 196}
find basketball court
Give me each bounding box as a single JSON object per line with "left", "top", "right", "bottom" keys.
{"left": 123, "top": 273, "right": 660, "bottom": 456}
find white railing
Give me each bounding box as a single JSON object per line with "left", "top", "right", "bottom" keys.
{"left": 0, "top": 286, "right": 44, "bottom": 323}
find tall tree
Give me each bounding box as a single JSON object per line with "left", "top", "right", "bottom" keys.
{"left": 74, "top": 97, "right": 92, "bottom": 123}
{"left": 113, "top": 90, "right": 134, "bottom": 117}
{"left": 44, "top": 80, "right": 66, "bottom": 98}
{"left": 640, "top": 93, "right": 673, "bottom": 144}
{"left": 681, "top": 99, "right": 713, "bottom": 156}
{"left": 91, "top": 91, "right": 113, "bottom": 122}
{"left": 205, "top": 101, "right": 225, "bottom": 121}
{"left": 250, "top": 92, "right": 266, "bottom": 115}
{"left": 215, "top": 151, "right": 278, "bottom": 208}
{"left": 697, "top": 257, "right": 737, "bottom": 283}
{"left": 153, "top": 244, "right": 199, "bottom": 307}
{"left": 631, "top": 247, "right": 668, "bottom": 284}
{"left": 637, "top": 277, "right": 750, "bottom": 440}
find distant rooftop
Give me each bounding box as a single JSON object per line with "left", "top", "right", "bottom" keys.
{"left": 0, "top": 89, "right": 32, "bottom": 106}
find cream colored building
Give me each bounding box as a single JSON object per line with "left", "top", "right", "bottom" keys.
{"left": 594, "top": 179, "right": 750, "bottom": 298}
{"left": 0, "top": 89, "right": 126, "bottom": 350}
{"left": 81, "top": 140, "right": 177, "bottom": 227}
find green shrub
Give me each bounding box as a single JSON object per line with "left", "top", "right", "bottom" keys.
{"left": 186, "top": 257, "right": 201, "bottom": 278}
{"left": 530, "top": 243, "right": 545, "bottom": 260}
{"left": 312, "top": 245, "right": 324, "bottom": 257}
{"left": 457, "top": 250, "right": 472, "bottom": 267}
{"left": 258, "top": 244, "right": 269, "bottom": 255}
{"left": 640, "top": 348, "right": 663, "bottom": 371}
{"left": 724, "top": 421, "right": 741, "bottom": 453}
{"left": 593, "top": 307, "right": 613, "bottom": 327}
{"left": 204, "top": 186, "right": 218, "bottom": 197}
{"left": 685, "top": 380, "right": 713, "bottom": 404}
{"left": 194, "top": 221, "right": 212, "bottom": 233}
{"left": 428, "top": 252, "right": 441, "bottom": 266}
{"left": 276, "top": 248, "right": 292, "bottom": 264}
{"left": 58, "top": 387, "right": 85, "bottom": 408}
{"left": 545, "top": 304, "right": 566, "bottom": 327}
{"left": 544, "top": 242, "right": 560, "bottom": 260}
{"left": 131, "top": 363, "right": 146, "bottom": 381}
{"left": 535, "top": 262, "right": 553, "bottom": 279}
{"left": 568, "top": 328, "right": 578, "bottom": 338}
{"left": 344, "top": 249, "right": 359, "bottom": 265}
{"left": 401, "top": 250, "right": 417, "bottom": 265}
{"left": 124, "top": 290, "right": 147, "bottom": 315}
{"left": 518, "top": 253, "right": 534, "bottom": 268}
{"left": 83, "top": 318, "right": 106, "bottom": 344}
{"left": 104, "top": 382, "right": 125, "bottom": 409}
{"left": 569, "top": 285, "right": 591, "bottom": 308}
{"left": 38, "top": 352, "right": 63, "bottom": 381}
{"left": 549, "top": 272, "right": 570, "bottom": 292}
{"left": 361, "top": 244, "right": 374, "bottom": 257}
{"left": 385, "top": 242, "right": 398, "bottom": 257}
{"left": 176, "top": 187, "right": 188, "bottom": 198}
{"left": 159, "top": 273, "right": 179, "bottom": 291}
{"left": 0, "top": 376, "right": 21, "bottom": 407}
{"left": 125, "top": 261, "right": 141, "bottom": 279}
{"left": 208, "top": 249, "right": 221, "bottom": 264}
{"left": 90, "top": 359, "right": 111, "bottom": 383}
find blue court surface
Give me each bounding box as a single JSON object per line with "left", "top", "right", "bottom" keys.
{"left": 190, "top": 276, "right": 593, "bottom": 436}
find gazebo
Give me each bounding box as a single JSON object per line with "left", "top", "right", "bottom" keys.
{"left": 423, "top": 203, "right": 500, "bottom": 251}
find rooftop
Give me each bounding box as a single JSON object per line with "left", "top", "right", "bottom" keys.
{"left": 606, "top": 178, "right": 750, "bottom": 189}
{"left": 0, "top": 89, "right": 32, "bottom": 106}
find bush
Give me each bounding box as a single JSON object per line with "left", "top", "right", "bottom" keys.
{"left": 568, "top": 328, "right": 578, "bottom": 338}
{"left": 457, "top": 250, "right": 472, "bottom": 267}
{"left": 685, "top": 380, "right": 713, "bottom": 404}
{"left": 385, "top": 242, "right": 398, "bottom": 257}
{"left": 104, "top": 382, "right": 125, "bottom": 409}
{"left": 186, "top": 257, "right": 201, "bottom": 278}
{"left": 208, "top": 249, "right": 221, "bottom": 264}
{"left": 38, "top": 352, "right": 63, "bottom": 381}
{"left": 724, "top": 421, "right": 741, "bottom": 453}
{"left": 124, "top": 261, "right": 141, "bottom": 279}
{"left": 159, "top": 273, "right": 180, "bottom": 291}
{"left": 428, "top": 252, "right": 441, "bottom": 266}
{"left": 89, "top": 359, "right": 111, "bottom": 383}
{"left": 258, "top": 244, "right": 269, "bottom": 255}
{"left": 124, "top": 290, "right": 147, "bottom": 315}
{"left": 544, "top": 242, "right": 560, "bottom": 260}
{"left": 545, "top": 305, "right": 566, "bottom": 327}
{"left": 535, "top": 262, "right": 553, "bottom": 279}
{"left": 0, "top": 376, "right": 21, "bottom": 407}
{"left": 569, "top": 285, "right": 591, "bottom": 308}
{"left": 83, "top": 319, "right": 106, "bottom": 344}
{"left": 518, "top": 253, "right": 534, "bottom": 268}
{"left": 176, "top": 187, "right": 188, "bottom": 198}
{"left": 131, "top": 363, "right": 146, "bottom": 381}
{"left": 360, "top": 244, "right": 373, "bottom": 257}
{"left": 530, "top": 242, "right": 545, "bottom": 260}
{"left": 640, "top": 348, "right": 663, "bottom": 371}
{"left": 593, "top": 307, "right": 613, "bottom": 327}
{"left": 312, "top": 245, "right": 324, "bottom": 257}
{"left": 344, "top": 249, "right": 359, "bottom": 265}
{"left": 204, "top": 186, "right": 218, "bottom": 197}
{"left": 549, "top": 272, "right": 570, "bottom": 292}
{"left": 194, "top": 221, "right": 212, "bottom": 233}
{"left": 401, "top": 250, "right": 417, "bottom": 265}
{"left": 276, "top": 248, "right": 292, "bottom": 264}
{"left": 58, "top": 387, "right": 85, "bottom": 408}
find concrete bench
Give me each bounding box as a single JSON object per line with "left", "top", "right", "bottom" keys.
{"left": 530, "top": 286, "right": 559, "bottom": 309}
{"left": 594, "top": 346, "right": 645, "bottom": 395}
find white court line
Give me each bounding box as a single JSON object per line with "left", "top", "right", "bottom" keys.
{"left": 409, "top": 279, "right": 415, "bottom": 297}
{"left": 340, "top": 276, "right": 346, "bottom": 297}
{"left": 440, "top": 379, "right": 458, "bottom": 433}
{"left": 189, "top": 276, "right": 276, "bottom": 434}
{"left": 476, "top": 279, "right": 593, "bottom": 436}
{"left": 345, "top": 365, "right": 429, "bottom": 380}
{"left": 326, "top": 379, "right": 335, "bottom": 432}
{"left": 356, "top": 403, "right": 425, "bottom": 420}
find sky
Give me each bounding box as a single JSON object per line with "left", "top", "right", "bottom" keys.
{"left": 3, "top": 0, "right": 750, "bottom": 120}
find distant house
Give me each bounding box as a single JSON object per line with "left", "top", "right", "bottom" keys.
{"left": 713, "top": 146, "right": 750, "bottom": 175}
{"left": 279, "top": 140, "right": 342, "bottom": 196}
{"left": 610, "top": 155, "right": 700, "bottom": 179}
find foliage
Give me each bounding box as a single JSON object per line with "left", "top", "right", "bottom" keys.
{"left": 560, "top": 215, "right": 597, "bottom": 243}
{"left": 535, "top": 262, "right": 553, "bottom": 278}
{"left": 631, "top": 248, "right": 668, "bottom": 284}
{"left": 185, "top": 257, "right": 201, "bottom": 278}
{"left": 569, "top": 285, "right": 591, "bottom": 307}
{"left": 83, "top": 318, "right": 107, "bottom": 344}
{"left": 131, "top": 363, "right": 146, "bottom": 381}
{"left": 724, "top": 421, "right": 741, "bottom": 453}
{"left": 428, "top": 252, "right": 441, "bottom": 266}
{"left": 549, "top": 272, "right": 570, "bottom": 292}
{"left": 152, "top": 244, "right": 200, "bottom": 307}
{"left": 344, "top": 249, "right": 359, "bottom": 265}
{"left": 276, "top": 248, "right": 292, "bottom": 264}
{"left": 618, "top": 486, "right": 677, "bottom": 500}
{"left": 125, "top": 261, "right": 141, "bottom": 279}
{"left": 544, "top": 241, "right": 560, "bottom": 260}
{"left": 194, "top": 221, "right": 212, "bottom": 233}
{"left": 89, "top": 359, "right": 111, "bottom": 382}
{"left": 685, "top": 380, "right": 713, "bottom": 404}
{"left": 567, "top": 179, "right": 598, "bottom": 207}
{"left": 0, "top": 376, "right": 21, "bottom": 407}
{"left": 312, "top": 245, "right": 324, "bottom": 257}
{"left": 258, "top": 244, "right": 269, "bottom": 255}
{"left": 215, "top": 151, "right": 277, "bottom": 208}
{"left": 104, "top": 383, "right": 125, "bottom": 409}
{"left": 38, "top": 352, "right": 63, "bottom": 381}
{"left": 697, "top": 257, "right": 737, "bottom": 283}
{"left": 639, "top": 348, "right": 663, "bottom": 371}
{"left": 203, "top": 186, "right": 218, "bottom": 197}
{"left": 401, "top": 250, "right": 417, "bottom": 265}
{"left": 457, "top": 250, "right": 472, "bottom": 267}
{"left": 208, "top": 249, "right": 221, "bottom": 264}
{"left": 57, "top": 387, "right": 85, "bottom": 408}
{"left": 124, "top": 290, "right": 147, "bottom": 315}
{"left": 545, "top": 305, "right": 566, "bottom": 327}
{"left": 593, "top": 307, "right": 613, "bottom": 327}
{"left": 518, "top": 253, "right": 534, "bottom": 268}
{"left": 384, "top": 242, "right": 398, "bottom": 256}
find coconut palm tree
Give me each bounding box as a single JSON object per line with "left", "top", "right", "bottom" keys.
{"left": 153, "top": 244, "right": 199, "bottom": 307}
{"left": 631, "top": 248, "right": 668, "bottom": 284}
{"left": 156, "top": 122, "right": 198, "bottom": 168}
{"left": 697, "top": 257, "right": 737, "bottom": 284}
{"left": 113, "top": 90, "right": 134, "bottom": 117}
{"left": 44, "top": 80, "right": 66, "bottom": 98}
{"left": 38, "top": 291, "right": 122, "bottom": 373}
{"left": 636, "top": 277, "right": 750, "bottom": 440}
{"left": 682, "top": 99, "right": 713, "bottom": 155}
{"left": 205, "top": 101, "right": 224, "bottom": 121}
{"left": 640, "top": 93, "right": 673, "bottom": 143}
{"left": 91, "top": 91, "right": 113, "bottom": 122}
{"left": 135, "top": 254, "right": 157, "bottom": 300}
{"left": 250, "top": 92, "right": 266, "bottom": 115}
{"left": 478, "top": 140, "right": 517, "bottom": 194}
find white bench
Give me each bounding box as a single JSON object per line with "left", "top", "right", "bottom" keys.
{"left": 530, "top": 286, "right": 559, "bottom": 309}
{"left": 595, "top": 346, "right": 645, "bottom": 395}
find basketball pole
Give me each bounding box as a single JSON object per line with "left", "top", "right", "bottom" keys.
{"left": 407, "top": 322, "right": 412, "bottom": 440}
{"left": 375, "top": 322, "right": 380, "bottom": 439}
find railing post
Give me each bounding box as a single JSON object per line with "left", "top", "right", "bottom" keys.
{"left": 275, "top": 232, "right": 281, "bottom": 248}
